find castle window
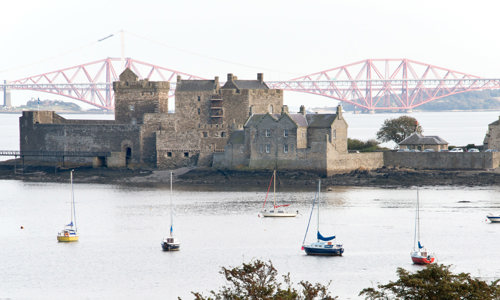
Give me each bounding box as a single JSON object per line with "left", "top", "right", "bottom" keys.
{"left": 221, "top": 132, "right": 226, "bottom": 137}
{"left": 198, "top": 96, "right": 201, "bottom": 101}
{"left": 265, "top": 129, "right": 271, "bottom": 137}
{"left": 283, "top": 144, "right": 288, "bottom": 153}
{"left": 203, "top": 132, "right": 208, "bottom": 138}
{"left": 198, "top": 108, "right": 201, "bottom": 115}
{"left": 184, "top": 152, "right": 189, "bottom": 157}
{"left": 284, "top": 129, "right": 288, "bottom": 137}
{"left": 333, "top": 129, "right": 336, "bottom": 139}
{"left": 167, "top": 152, "right": 172, "bottom": 157}
{"left": 265, "top": 144, "right": 271, "bottom": 153}
{"left": 129, "top": 105, "right": 134, "bottom": 111}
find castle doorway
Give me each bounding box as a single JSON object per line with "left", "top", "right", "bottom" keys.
{"left": 125, "top": 147, "right": 132, "bottom": 167}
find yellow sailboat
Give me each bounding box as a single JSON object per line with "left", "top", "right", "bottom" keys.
{"left": 57, "top": 170, "right": 79, "bottom": 242}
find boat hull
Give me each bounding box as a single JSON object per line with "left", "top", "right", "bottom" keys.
{"left": 303, "top": 243, "right": 344, "bottom": 256}
{"left": 487, "top": 215, "right": 500, "bottom": 223}
{"left": 161, "top": 242, "right": 180, "bottom": 251}
{"left": 57, "top": 235, "right": 79, "bottom": 242}
{"left": 411, "top": 252, "right": 435, "bottom": 264}
{"left": 261, "top": 211, "right": 297, "bottom": 217}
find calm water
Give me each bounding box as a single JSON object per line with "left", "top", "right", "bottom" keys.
{"left": 0, "top": 183, "right": 499, "bottom": 299}
{"left": 0, "top": 111, "right": 500, "bottom": 299}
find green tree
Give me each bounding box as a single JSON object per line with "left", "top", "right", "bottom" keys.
{"left": 189, "top": 259, "right": 336, "bottom": 300}
{"left": 376, "top": 116, "right": 422, "bottom": 144}
{"left": 348, "top": 138, "right": 382, "bottom": 152}
{"left": 359, "top": 264, "right": 500, "bottom": 300}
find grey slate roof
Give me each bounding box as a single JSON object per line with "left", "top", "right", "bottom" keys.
{"left": 222, "top": 80, "right": 269, "bottom": 90}
{"left": 399, "top": 133, "right": 448, "bottom": 145}
{"left": 244, "top": 113, "right": 331, "bottom": 128}
{"left": 227, "top": 130, "right": 245, "bottom": 145}
{"left": 244, "top": 114, "right": 271, "bottom": 128}
{"left": 306, "top": 114, "right": 337, "bottom": 128}
{"left": 176, "top": 80, "right": 218, "bottom": 91}
{"left": 288, "top": 114, "right": 308, "bottom": 127}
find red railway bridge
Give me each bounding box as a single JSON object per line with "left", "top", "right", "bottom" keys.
{"left": 2, "top": 58, "right": 500, "bottom": 111}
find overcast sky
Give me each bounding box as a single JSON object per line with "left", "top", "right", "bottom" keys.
{"left": 2, "top": 0, "right": 500, "bottom": 107}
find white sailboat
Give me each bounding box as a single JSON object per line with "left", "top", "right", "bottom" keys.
{"left": 57, "top": 170, "right": 79, "bottom": 242}
{"left": 302, "top": 180, "right": 344, "bottom": 256}
{"left": 161, "top": 171, "right": 180, "bottom": 251}
{"left": 410, "top": 189, "right": 435, "bottom": 264}
{"left": 260, "top": 170, "right": 297, "bottom": 217}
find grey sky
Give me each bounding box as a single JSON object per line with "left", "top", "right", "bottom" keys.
{"left": 2, "top": 0, "right": 500, "bottom": 107}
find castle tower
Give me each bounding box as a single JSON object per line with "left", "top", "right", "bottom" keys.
{"left": 113, "top": 68, "right": 170, "bottom": 124}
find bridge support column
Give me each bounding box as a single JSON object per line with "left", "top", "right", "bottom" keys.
{"left": 3, "top": 80, "right": 11, "bottom": 107}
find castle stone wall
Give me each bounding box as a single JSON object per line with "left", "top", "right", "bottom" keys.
{"left": 384, "top": 152, "right": 500, "bottom": 170}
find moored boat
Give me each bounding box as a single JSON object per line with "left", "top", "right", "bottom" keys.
{"left": 161, "top": 172, "right": 180, "bottom": 251}
{"left": 260, "top": 170, "right": 297, "bottom": 218}
{"left": 410, "top": 189, "right": 435, "bottom": 265}
{"left": 302, "top": 180, "right": 344, "bottom": 256}
{"left": 486, "top": 214, "right": 500, "bottom": 223}
{"left": 57, "top": 170, "right": 79, "bottom": 242}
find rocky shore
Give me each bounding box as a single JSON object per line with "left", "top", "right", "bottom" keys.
{"left": 1, "top": 160, "right": 499, "bottom": 188}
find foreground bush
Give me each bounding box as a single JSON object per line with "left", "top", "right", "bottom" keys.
{"left": 359, "top": 264, "right": 500, "bottom": 300}
{"left": 189, "top": 259, "right": 336, "bottom": 300}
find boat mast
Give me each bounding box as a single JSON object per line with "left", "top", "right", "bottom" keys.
{"left": 317, "top": 179, "right": 321, "bottom": 242}
{"left": 273, "top": 169, "right": 276, "bottom": 209}
{"left": 417, "top": 189, "right": 421, "bottom": 245}
{"left": 170, "top": 171, "right": 173, "bottom": 237}
{"left": 413, "top": 189, "right": 419, "bottom": 251}
{"left": 71, "top": 170, "right": 77, "bottom": 231}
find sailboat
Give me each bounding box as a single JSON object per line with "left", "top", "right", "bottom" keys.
{"left": 57, "top": 170, "right": 79, "bottom": 242}
{"left": 161, "top": 172, "right": 180, "bottom": 251}
{"left": 410, "top": 189, "right": 435, "bottom": 264}
{"left": 260, "top": 170, "right": 297, "bottom": 217}
{"left": 302, "top": 180, "right": 344, "bottom": 256}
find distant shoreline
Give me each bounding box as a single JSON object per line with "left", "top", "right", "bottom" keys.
{"left": 0, "top": 110, "right": 113, "bottom": 115}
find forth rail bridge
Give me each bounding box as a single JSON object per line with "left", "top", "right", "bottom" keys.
{"left": 2, "top": 57, "right": 500, "bottom": 112}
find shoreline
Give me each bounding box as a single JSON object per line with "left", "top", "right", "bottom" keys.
{"left": 1, "top": 163, "right": 499, "bottom": 189}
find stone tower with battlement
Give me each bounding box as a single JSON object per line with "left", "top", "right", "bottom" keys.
{"left": 113, "top": 68, "right": 170, "bottom": 125}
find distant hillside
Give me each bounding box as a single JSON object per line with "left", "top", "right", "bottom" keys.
{"left": 20, "top": 99, "right": 82, "bottom": 112}
{"left": 340, "top": 90, "right": 500, "bottom": 112}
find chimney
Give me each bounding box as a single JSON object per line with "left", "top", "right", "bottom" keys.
{"left": 299, "top": 105, "right": 306, "bottom": 115}
{"left": 257, "top": 73, "right": 264, "bottom": 83}
{"left": 336, "top": 104, "right": 343, "bottom": 119}
{"left": 281, "top": 105, "right": 289, "bottom": 115}
{"left": 214, "top": 76, "right": 219, "bottom": 86}
{"left": 227, "top": 73, "right": 234, "bottom": 82}
{"left": 177, "top": 75, "right": 181, "bottom": 83}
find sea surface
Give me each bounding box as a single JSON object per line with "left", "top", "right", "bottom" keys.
{"left": 0, "top": 111, "right": 500, "bottom": 299}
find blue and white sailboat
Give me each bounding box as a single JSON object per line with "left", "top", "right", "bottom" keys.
{"left": 161, "top": 172, "right": 180, "bottom": 251}
{"left": 302, "top": 180, "right": 343, "bottom": 256}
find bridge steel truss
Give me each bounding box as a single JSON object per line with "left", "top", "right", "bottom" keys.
{"left": 268, "top": 58, "right": 500, "bottom": 111}
{"left": 5, "top": 58, "right": 205, "bottom": 110}
{"left": 3, "top": 58, "right": 500, "bottom": 111}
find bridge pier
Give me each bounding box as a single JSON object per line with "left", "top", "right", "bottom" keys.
{"left": 3, "top": 80, "right": 11, "bottom": 107}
